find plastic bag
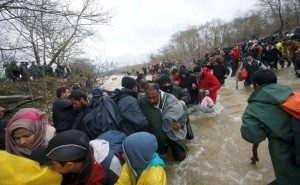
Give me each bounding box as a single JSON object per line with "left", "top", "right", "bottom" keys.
{"left": 199, "top": 96, "right": 215, "bottom": 113}
{"left": 238, "top": 68, "right": 248, "bottom": 81}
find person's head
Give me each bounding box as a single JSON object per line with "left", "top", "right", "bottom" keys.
{"left": 245, "top": 53, "right": 254, "bottom": 61}
{"left": 122, "top": 76, "right": 138, "bottom": 91}
{"left": 32, "top": 130, "right": 89, "bottom": 174}
{"left": 193, "top": 66, "right": 203, "bottom": 79}
{"left": 161, "top": 68, "right": 170, "bottom": 76}
{"left": 282, "top": 36, "right": 292, "bottom": 45}
{"left": 152, "top": 73, "right": 160, "bottom": 83}
{"left": 158, "top": 75, "right": 173, "bottom": 93}
{"left": 56, "top": 87, "right": 70, "bottom": 98}
{"left": 69, "top": 90, "right": 88, "bottom": 109}
{"left": 252, "top": 69, "right": 277, "bottom": 90}
{"left": 138, "top": 81, "right": 149, "bottom": 93}
{"left": 122, "top": 132, "right": 160, "bottom": 177}
{"left": 267, "top": 42, "right": 273, "bottom": 49}
{"left": 5, "top": 108, "right": 50, "bottom": 157}
{"left": 156, "top": 68, "right": 162, "bottom": 74}
{"left": 136, "top": 74, "right": 146, "bottom": 83}
{"left": 145, "top": 83, "right": 160, "bottom": 106}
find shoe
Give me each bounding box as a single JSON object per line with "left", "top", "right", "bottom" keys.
{"left": 287, "top": 61, "right": 292, "bottom": 67}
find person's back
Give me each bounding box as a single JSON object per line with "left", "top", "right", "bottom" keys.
{"left": 52, "top": 87, "right": 78, "bottom": 132}
{"left": 113, "top": 76, "right": 149, "bottom": 135}
{"left": 32, "top": 130, "right": 123, "bottom": 185}
{"left": 115, "top": 132, "right": 166, "bottom": 185}
{"left": 241, "top": 69, "right": 300, "bottom": 185}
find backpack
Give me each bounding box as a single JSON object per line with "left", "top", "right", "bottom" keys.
{"left": 81, "top": 96, "right": 123, "bottom": 140}
{"left": 280, "top": 92, "right": 300, "bottom": 166}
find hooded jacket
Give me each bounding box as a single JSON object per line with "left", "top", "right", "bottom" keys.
{"left": 115, "top": 132, "right": 166, "bottom": 185}
{"left": 241, "top": 84, "right": 300, "bottom": 185}
{"left": 112, "top": 88, "right": 149, "bottom": 135}
{"left": 196, "top": 67, "right": 221, "bottom": 103}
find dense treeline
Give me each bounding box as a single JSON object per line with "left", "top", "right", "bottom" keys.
{"left": 148, "top": 0, "right": 300, "bottom": 65}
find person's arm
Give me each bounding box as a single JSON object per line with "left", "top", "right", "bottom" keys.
{"left": 207, "top": 74, "right": 221, "bottom": 94}
{"left": 114, "top": 163, "right": 133, "bottom": 185}
{"left": 241, "top": 105, "right": 267, "bottom": 144}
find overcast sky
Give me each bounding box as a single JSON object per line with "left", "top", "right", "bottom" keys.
{"left": 84, "top": 0, "right": 256, "bottom": 67}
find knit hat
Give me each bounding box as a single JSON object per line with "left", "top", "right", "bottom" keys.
{"left": 122, "top": 76, "right": 138, "bottom": 89}
{"left": 31, "top": 130, "right": 89, "bottom": 164}
{"left": 158, "top": 75, "right": 172, "bottom": 86}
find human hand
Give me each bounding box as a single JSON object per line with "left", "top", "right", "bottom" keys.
{"left": 172, "top": 122, "right": 181, "bottom": 131}
{"left": 205, "top": 90, "right": 210, "bottom": 95}
{"left": 102, "top": 92, "right": 108, "bottom": 97}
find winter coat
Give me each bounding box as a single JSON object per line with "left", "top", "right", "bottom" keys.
{"left": 286, "top": 40, "right": 300, "bottom": 60}
{"left": 0, "top": 150, "right": 62, "bottom": 185}
{"left": 242, "top": 59, "right": 265, "bottom": 85}
{"left": 52, "top": 98, "right": 78, "bottom": 132}
{"left": 196, "top": 67, "right": 221, "bottom": 103}
{"left": 115, "top": 156, "right": 166, "bottom": 185}
{"left": 262, "top": 47, "right": 282, "bottom": 62}
{"left": 241, "top": 83, "right": 300, "bottom": 185}
{"left": 139, "top": 92, "right": 188, "bottom": 154}
{"left": 115, "top": 132, "right": 166, "bottom": 185}
{"left": 206, "top": 63, "right": 230, "bottom": 85}
{"left": 114, "top": 88, "right": 149, "bottom": 135}
{"left": 178, "top": 68, "right": 198, "bottom": 104}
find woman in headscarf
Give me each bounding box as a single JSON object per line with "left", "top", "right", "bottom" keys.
{"left": 5, "top": 108, "right": 55, "bottom": 157}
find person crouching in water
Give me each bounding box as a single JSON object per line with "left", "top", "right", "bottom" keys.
{"left": 115, "top": 132, "right": 167, "bottom": 185}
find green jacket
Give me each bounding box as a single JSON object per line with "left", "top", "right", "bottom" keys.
{"left": 241, "top": 83, "right": 300, "bottom": 185}
{"left": 140, "top": 92, "right": 187, "bottom": 154}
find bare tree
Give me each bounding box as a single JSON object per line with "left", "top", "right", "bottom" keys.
{"left": 0, "top": 0, "right": 113, "bottom": 67}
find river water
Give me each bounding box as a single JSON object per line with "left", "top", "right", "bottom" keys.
{"left": 164, "top": 67, "right": 300, "bottom": 185}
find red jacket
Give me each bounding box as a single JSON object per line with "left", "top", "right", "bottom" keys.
{"left": 197, "top": 68, "right": 221, "bottom": 103}
{"left": 229, "top": 50, "right": 241, "bottom": 61}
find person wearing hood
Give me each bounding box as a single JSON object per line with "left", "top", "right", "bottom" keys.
{"left": 193, "top": 66, "right": 221, "bottom": 103}
{"left": 158, "top": 74, "right": 190, "bottom": 105}
{"left": 110, "top": 76, "right": 149, "bottom": 135}
{"left": 115, "top": 132, "right": 167, "bottom": 185}
{"left": 178, "top": 66, "right": 198, "bottom": 104}
{"left": 241, "top": 69, "right": 300, "bottom": 185}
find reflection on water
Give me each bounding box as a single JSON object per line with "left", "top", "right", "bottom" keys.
{"left": 165, "top": 67, "right": 300, "bottom": 185}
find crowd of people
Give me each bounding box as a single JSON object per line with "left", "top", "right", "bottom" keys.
{"left": 0, "top": 28, "right": 299, "bottom": 185}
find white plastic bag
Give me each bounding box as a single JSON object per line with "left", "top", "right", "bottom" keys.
{"left": 199, "top": 96, "right": 215, "bottom": 113}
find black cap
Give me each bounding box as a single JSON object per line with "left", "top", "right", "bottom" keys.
{"left": 122, "top": 76, "right": 138, "bottom": 89}
{"left": 31, "top": 130, "right": 89, "bottom": 164}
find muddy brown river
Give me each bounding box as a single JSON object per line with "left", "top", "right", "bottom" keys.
{"left": 164, "top": 67, "right": 300, "bottom": 185}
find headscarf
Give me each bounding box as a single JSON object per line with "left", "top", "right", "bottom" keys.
{"left": 5, "top": 108, "right": 49, "bottom": 157}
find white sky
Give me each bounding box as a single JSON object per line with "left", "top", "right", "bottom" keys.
{"left": 84, "top": 0, "right": 256, "bottom": 67}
